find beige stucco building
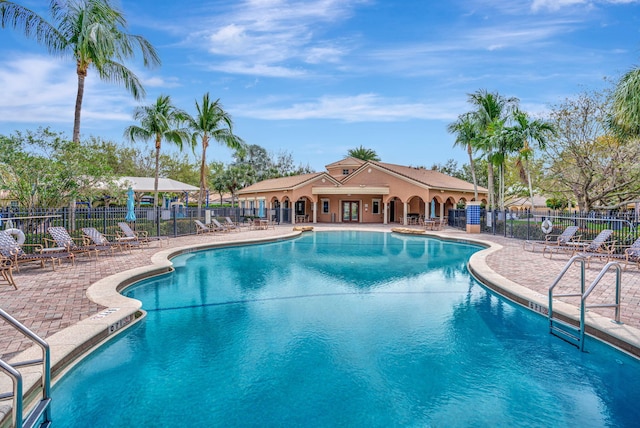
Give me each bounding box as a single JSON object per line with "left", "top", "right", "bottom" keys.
{"left": 238, "top": 157, "right": 488, "bottom": 225}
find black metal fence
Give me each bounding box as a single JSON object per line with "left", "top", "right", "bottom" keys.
{"left": 6, "top": 205, "right": 639, "bottom": 253}
{"left": 448, "top": 208, "right": 640, "bottom": 248}
{"left": 0, "top": 206, "right": 293, "bottom": 250}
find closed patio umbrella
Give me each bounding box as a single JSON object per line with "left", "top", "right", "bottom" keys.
{"left": 125, "top": 187, "right": 136, "bottom": 222}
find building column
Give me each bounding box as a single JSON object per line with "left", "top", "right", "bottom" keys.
{"left": 383, "top": 202, "right": 388, "bottom": 225}
{"left": 403, "top": 201, "right": 408, "bottom": 226}
{"left": 313, "top": 201, "right": 317, "bottom": 223}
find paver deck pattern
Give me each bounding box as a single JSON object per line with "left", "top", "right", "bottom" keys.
{"left": 1, "top": 224, "right": 639, "bottom": 361}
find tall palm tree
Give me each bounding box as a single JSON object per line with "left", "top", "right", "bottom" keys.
{"left": 52, "top": 0, "right": 160, "bottom": 142}
{"left": 186, "top": 93, "right": 245, "bottom": 210}
{"left": 612, "top": 68, "right": 640, "bottom": 136}
{"left": 507, "top": 110, "right": 555, "bottom": 209}
{"left": 467, "top": 89, "right": 519, "bottom": 210}
{"left": 447, "top": 112, "right": 479, "bottom": 201}
{"left": 124, "top": 95, "right": 190, "bottom": 207}
{"left": 347, "top": 145, "right": 381, "bottom": 161}
{"left": 0, "top": 1, "right": 64, "bottom": 51}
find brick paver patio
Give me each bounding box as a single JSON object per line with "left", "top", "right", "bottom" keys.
{"left": 2, "top": 224, "right": 639, "bottom": 361}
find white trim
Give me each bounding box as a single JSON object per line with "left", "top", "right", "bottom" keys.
{"left": 312, "top": 186, "right": 389, "bottom": 195}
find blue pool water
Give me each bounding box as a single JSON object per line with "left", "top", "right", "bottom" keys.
{"left": 51, "top": 231, "right": 640, "bottom": 427}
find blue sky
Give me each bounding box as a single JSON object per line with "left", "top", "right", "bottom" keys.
{"left": 1, "top": 0, "right": 639, "bottom": 171}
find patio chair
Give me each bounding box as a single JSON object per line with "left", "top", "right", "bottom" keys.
{"left": 195, "top": 220, "right": 216, "bottom": 234}
{"left": 116, "top": 222, "right": 149, "bottom": 246}
{"left": 543, "top": 229, "right": 614, "bottom": 260}
{"left": 82, "top": 227, "right": 131, "bottom": 254}
{"left": 1, "top": 255, "right": 17, "bottom": 290}
{"left": 523, "top": 225, "right": 580, "bottom": 252}
{"left": 623, "top": 239, "right": 640, "bottom": 270}
{"left": 224, "top": 217, "right": 242, "bottom": 232}
{"left": 117, "top": 222, "right": 168, "bottom": 247}
{"left": 211, "top": 218, "right": 232, "bottom": 232}
{"left": 47, "top": 226, "right": 102, "bottom": 259}
{"left": 579, "top": 236, "right": 640, "bottom": 270}
{"left": 0, "top": 229, "right": 75, "bottom": 271}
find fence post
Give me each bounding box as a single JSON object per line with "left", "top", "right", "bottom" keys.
{"left": 156, "top": 206, "right": 161, "bottom": 238}
{"left": 526, "top": 208, "right": 530, "bottom": 240}
{"left": 173, "top": 205, "right": 177, "bottom": 237}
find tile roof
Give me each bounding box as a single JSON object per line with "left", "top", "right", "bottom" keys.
{"left": 238, "top": 173, "right": 327, "bottom": 193}
{"left": 325, "top": 157, "right": 366, "bottom": 168}
{"left": 368, "top": 161, "right": 488, "bottom": 192}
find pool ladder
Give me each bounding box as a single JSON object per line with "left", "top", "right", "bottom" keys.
{"left": 548, "top": 255, "right": 622, "bottom": 351}
{"left": 0, "top": 308, "right": 52, "bottom": 428}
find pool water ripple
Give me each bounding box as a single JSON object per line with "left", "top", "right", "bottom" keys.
{"left": 50, "top": 231, "right": 640, "bottom": 427}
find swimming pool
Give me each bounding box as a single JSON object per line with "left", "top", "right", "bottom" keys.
{"left": 51, "top": 231, "right": 640, "bottom": 427}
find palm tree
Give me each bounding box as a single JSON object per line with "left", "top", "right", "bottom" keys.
{"left": 52, "top": 0, "right": 160, "bottom": 142}
{"left": 0, "top": 1, "right": 64, "bottom": 51}
{"left": 347, "top": 145, "right": 381, "bottom": 161}
{"left": 447, "top": 112, "right": 479, "bottom": 201}
{"left": 507, "top": 110, "right": 555, "bottom": 209}
{"left": 612, "top": 68, "right": 640, "bottom": 136}
{"left": 186, "top": 93, "right": 245, "bottom": 210}
{"left": 124, "top": 95, "right": 190, "bottom": 207}
{"left": 467, "top": 89, "right": 519, "bottom": 210}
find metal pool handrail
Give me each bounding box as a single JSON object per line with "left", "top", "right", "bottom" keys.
{"left": 0, "top": 308, "right": 52, "bottom": 428}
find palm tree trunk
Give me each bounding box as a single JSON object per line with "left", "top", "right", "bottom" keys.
{"left": 199, "top": 136, "right": 208, "bottom": 211}
{"left": 467, "top": 144, "right": 478, "bottom": 201}
{"left": 73, "top": 64, "right": 87, "bottom": 143}
{"left": 487, "top": 160, "right": 495, "bottom": 209}
{"left": 154, "top": 137, "right": 161, "bottom": 208}
{"left": 525, "top": 158, "right": 535, "bottom": 210}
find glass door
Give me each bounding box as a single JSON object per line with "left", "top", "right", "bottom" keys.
{"left": 342, "top": 201, "right": 359, "bottom": 222}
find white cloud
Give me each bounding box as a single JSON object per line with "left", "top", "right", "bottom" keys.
{"left": 185, "top": 0, "right": 365, "bottom": 77}
{"left": 236, "top": 93, "right": 465, "bottom": 122}
{"left": 531, "top": 0, "right": 639, "bottom": 11}
{"left": 208, "top": 61, "right": 308, "bottom": 78}
{"left": 0, "top": 54, "right": 141, "bottom": 133}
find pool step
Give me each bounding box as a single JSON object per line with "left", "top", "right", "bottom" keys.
{"left": 22, "top": 398, "right": 52, "bottom": 428}
{"left": 549, "top": 317, "right": 581, "bottom": 348}
{"left": 548, "top": 256, "right": 623, "bottom": 353}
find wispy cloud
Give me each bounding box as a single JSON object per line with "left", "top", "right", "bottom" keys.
{"left": 531, "top": 0, "right": 640, "bottom": 11}
{"left": 236, "top": 93, "right": 465, "bottom": 122}
{"left": 0, "top": 55, "right": 154, "bottom": 130}
{"left": 184, "top": 0, "right": 366, "bottom": 78}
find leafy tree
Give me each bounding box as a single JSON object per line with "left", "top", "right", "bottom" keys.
{"left": 429, "top": 159, "right": 467, "bottom": 181}
{"left": 543, "top": 89, "right": 640, "bottom": 211}
{"left": 186, "top": 93, "right": 244, "bottom": 210}
{"left": 347, "top": 145, "right": 380, "bottom": 161}
{"left": 86, "top": 137, "right": 155, "bottom": 176}
{"left": 447, "top": 113, "right": 479, "bottom": 200}
{"left": 209, "top": 162, "right": 228, "bottom": 206}
{"left": 0, "top": 128, "right": 113, "bottom": 211}
{"left": 232, "top": 144, "right": 278, "bottom": 181}
{"left": 158, "top": 153, "right": 198, "bottom": 188}
{"left": 54, "top": 0, "right": 160, "bottom": 142}
{"left": 273, "top": 151, "right": 315, "bottom": 176}
{"left": 124, "top": 95, "right": 190, "bottom": 207}
{"left": 222, "top": 164, "right": 255, "bottom": 208}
